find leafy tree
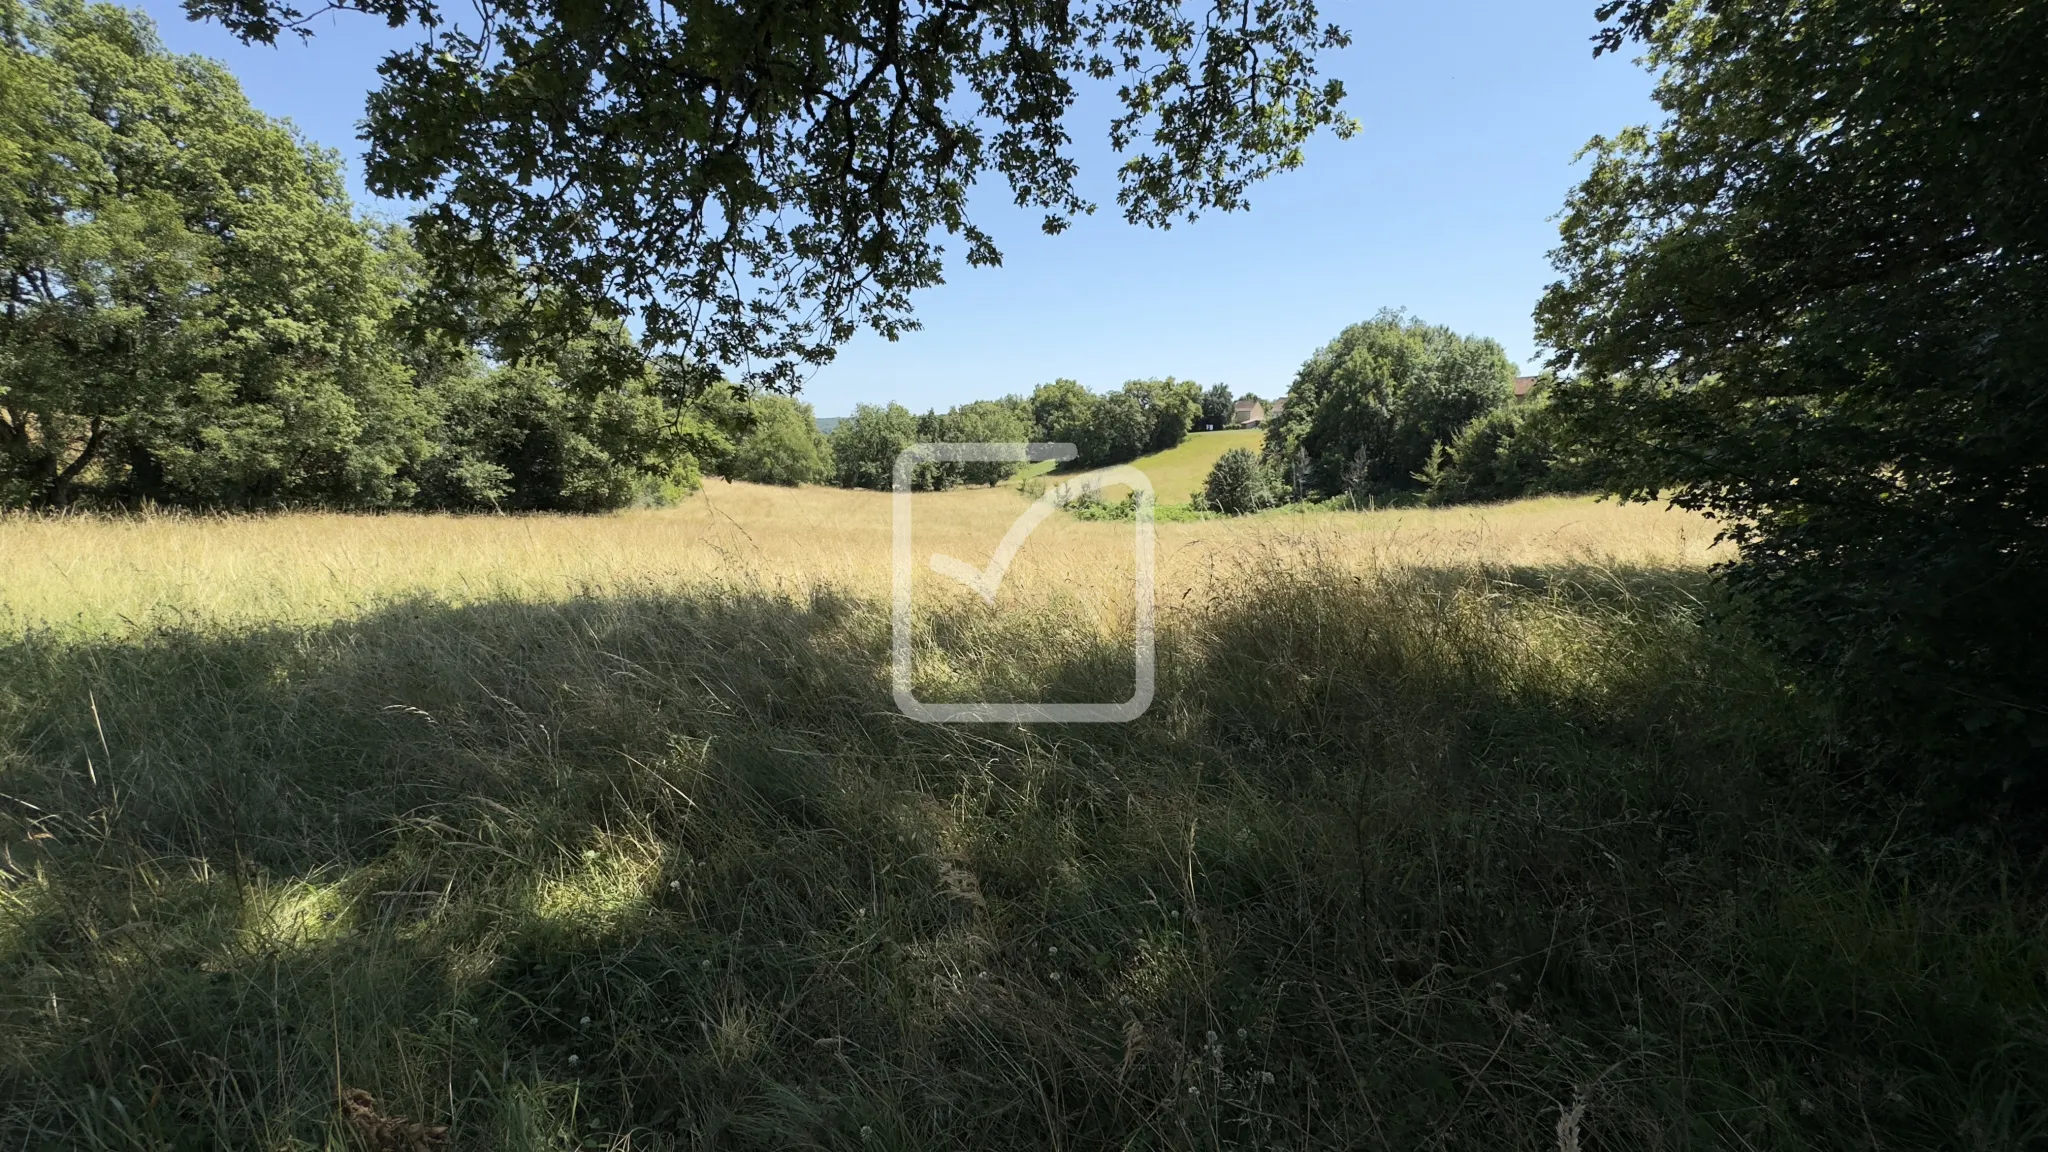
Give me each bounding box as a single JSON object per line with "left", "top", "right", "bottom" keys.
{"left": 1390, "top": 331, "right": 1515, "bottom": 475}
{"left": 1122, "top": 378, "right": 1202, "bottom": 453}
{"left": 411, "top": 336, "right": 730, "bottom": 512}
{"left": 184, "top": 0, "right": 1355, "bottom": 386}
{"left": 1200, "top": 447, "right": 1276, "bottom": 515}
{"left": 829, "top": 403, "right": 920, "bottom": 491}
{"left": 1028, "top": 380, "right": 1096, "bottom": 449}
{"left": 1265, "top": 311, "right": 1512, "bottom": 497}
{"left": 910, "top": 410, "right": 966, "bottom": 491}
{"left": 723, "top": 395, "right": 831, "bottom": 487}
{"left": 1074, "top": 390, "right": 1153, "bottom": 466}
{"left": 0, "top": 0, "right": 424, "bottom": 507}
{"left": 1199, "top": 382, "right": 1236, "bottom": 430}
{"left": 1538, "top": 0, "right": 2048, "bottom": 820}
{"left": 941, "top": 399, "right": 1035, "bottom": 487}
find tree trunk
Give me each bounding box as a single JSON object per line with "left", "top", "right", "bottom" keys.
{"left": 45, "top": 417, "right": 105, "bottom": 507}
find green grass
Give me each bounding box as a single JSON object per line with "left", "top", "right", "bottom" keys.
{"left": 2, "top": 542, "right": 2044, "bottom": 1149}
{"left": 1121, "top": 429, "right": 1265, "bottom": 504}
{"left": 1021, "top": 429, "right": 1266, "bottom": 506}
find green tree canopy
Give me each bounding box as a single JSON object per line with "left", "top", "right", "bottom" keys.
{"left": 1265, "top": 311, "right": 1513, "bottom": 496}
{"left": 1122, "top": 377, "right": 1202, "bottom": 454}
{"left": 937, "top": 399, "right": 1035, "bottom": 487}
{"left": 409, "top": 331, "right": 736, "bottom": 512}
{"left": 177, "top": 0, "right": 1355, "bottom": 387}
{"left": 1420, "top": 404, "right": 1564, "bottom": 507}
{"left": 1198, "top": 382, "right": 1235, "bottom": 430}
{"left": 1073, "top": 390, "right": 1152, "bottom": 466}
{"left": 0, "top": 0, "right": 424, "bottom": 507}
{"left": 829, "top": 403, "right": 920, "bottom": 491}
{"left": 1538, "top": 0, "right": 2048, "bottom": 818}
{"left": 723, "top": 395, "right": 832, "bottom": 488}
{"left": 1028, "top": 380, "right": 1096, "bottom": 450}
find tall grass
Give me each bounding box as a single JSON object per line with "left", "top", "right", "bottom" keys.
{"left": 0, "top": 494, "right": 2041, "bottom": 1149}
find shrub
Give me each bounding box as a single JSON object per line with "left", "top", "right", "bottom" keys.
{"left": 1200, "top": 447, "right": 1278, "bottom": 515}
{"left": 1423, "top": 405, "right": 1561, "bottom": 505}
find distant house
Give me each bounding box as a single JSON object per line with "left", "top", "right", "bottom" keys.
{"left": 1231, "top": 398, "right": 1266, "bottom": 427}
{"left": 1266, "top": 397, "right": 1288, "bottom": 421}
{"left": 1511, "top": 376, "right": 1539, "bottom": 401}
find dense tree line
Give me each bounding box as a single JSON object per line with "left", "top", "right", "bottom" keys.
{"left": 0, "top": 0, "right": 734, "bottom": 511}
{"left": 820, "top": 379, "right": 1203, "bottom": 493}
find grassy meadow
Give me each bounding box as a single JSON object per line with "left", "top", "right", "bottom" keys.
{"left": 1, "top": 483, "right": 2043, "bottom": 1150}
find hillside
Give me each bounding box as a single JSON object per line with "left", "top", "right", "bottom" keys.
{"left": 1028, "top": 427, "right": 1266, "bottom": 505}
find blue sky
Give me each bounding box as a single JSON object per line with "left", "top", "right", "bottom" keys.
{"left": 135, "top": 1, "right": 1659, "bottom": 417}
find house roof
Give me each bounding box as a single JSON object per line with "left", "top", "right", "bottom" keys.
{"left": 1512, "top": 376, "right": 1539, "bottom": 399}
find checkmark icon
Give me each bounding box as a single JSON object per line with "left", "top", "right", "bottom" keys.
{"left": 928, "top": 481, "right": 1075, "bottom": 606}
{"left": 891, "top": 442, "right": 1156, "bottom": 724}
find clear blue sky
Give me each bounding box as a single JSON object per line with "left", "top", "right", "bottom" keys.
{"left": 135, "top": 1, "right": 1658, "bottom": 417}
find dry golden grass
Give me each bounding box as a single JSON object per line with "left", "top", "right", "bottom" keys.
{"left": 0, "top": 485, "right": 1722, "bottom": 634}
{"left": 5, "top": 482, "right": 2041, "bottom": 1152}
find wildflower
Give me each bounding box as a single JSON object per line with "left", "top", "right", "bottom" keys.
{"left": 1259, "top": 1071, "right": 1275, "bottom": 1086}
{"left": 1236, "top": 1027, "right": 1248, "bottom": 1041}
{"left": 860, "top": 1126, "right": 874, "bottom": 1140}
{"left": 582, "top": 849, "right": 597, "bottom": 861}
{"left": 669, "top": 880, "right": 681, "bottom": 891}
{"left": 579, "top": 1015, "right": 591, "bottom": 1026}
{"left": 567, "top": 1054, "right": 579, "bottom": 1066}
{"left": 700, "top": 959, "right": 712, "bottom": 971}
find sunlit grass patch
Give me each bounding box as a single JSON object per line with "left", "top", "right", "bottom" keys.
{"left": 526, "top": 837, "right": 666, "bottom": 937}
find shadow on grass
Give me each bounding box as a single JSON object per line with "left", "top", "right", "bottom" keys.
{"left": 0, "top": 567, "right": 2043, "bottom": 1150}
